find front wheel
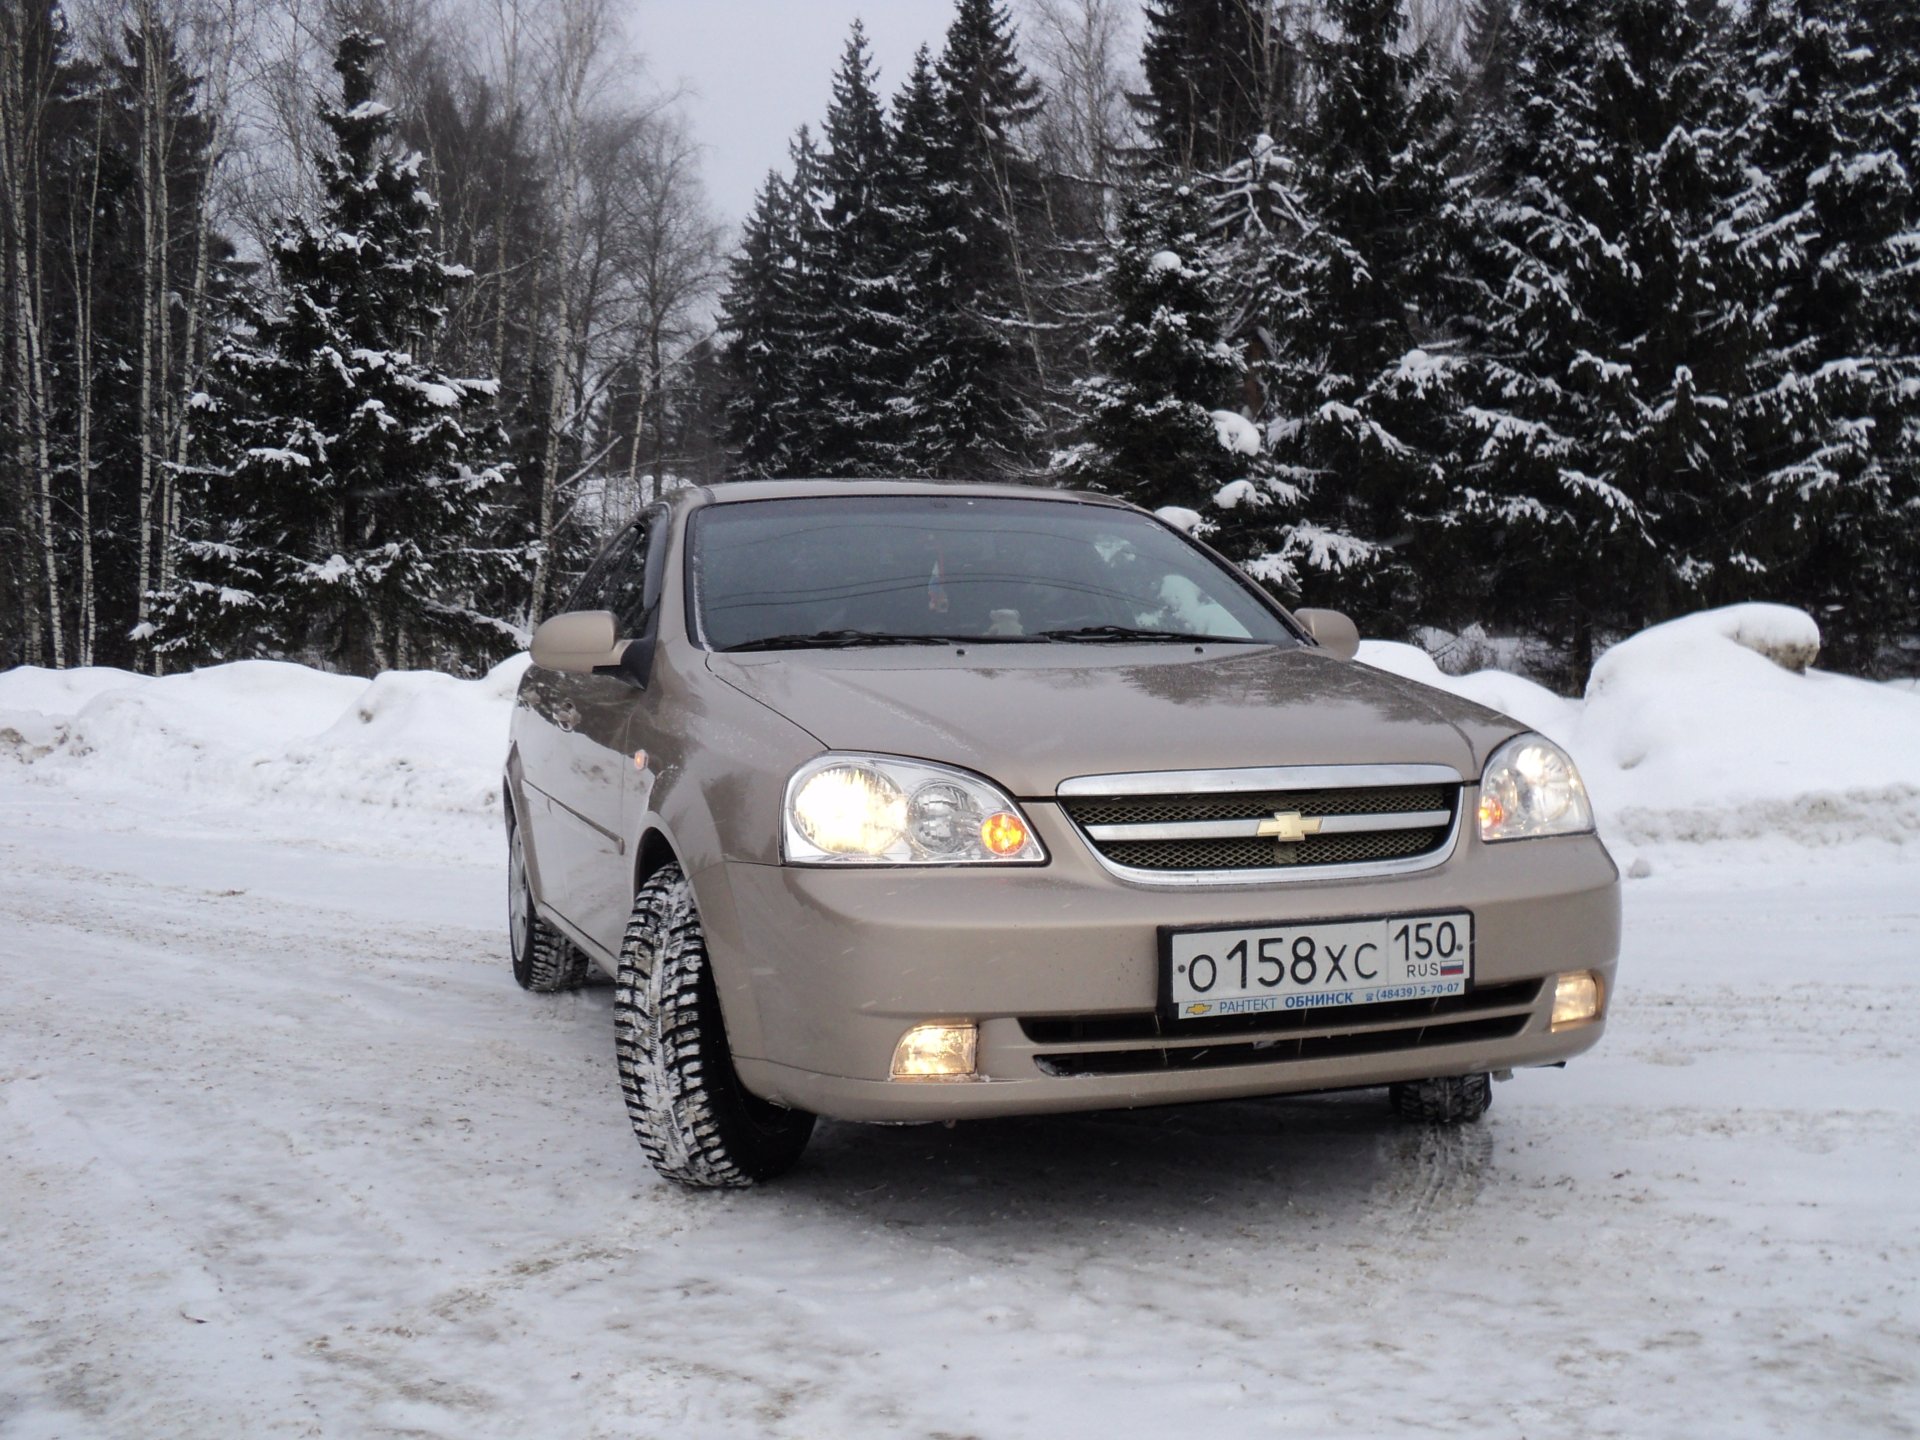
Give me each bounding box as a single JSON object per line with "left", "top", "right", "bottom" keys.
{"left": 1388, "top": 1073, "right": 1493, "bottom": 1124}
{"left": 614, "top": 863, "right": 814, "bottom": 1187}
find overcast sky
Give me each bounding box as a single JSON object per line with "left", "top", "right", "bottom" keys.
{"left": 636, "top": 0, "right": 968, "bottom": 236}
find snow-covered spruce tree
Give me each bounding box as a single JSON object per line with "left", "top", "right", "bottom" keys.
{"left": 1458, "top": 0, "right": 1518, "bottom": 125}
{"left": 720, "top": 169, "right": 799, "bottom": 476}
{"left": 719, "top": 128, "right": 834, "bottom": 478}
{"left": 1066, "top": 178, "right": 1247, "bottom": 513}
{"left": 1252, "top": 0, "right": 1465, "bottom": 632}
{"left": 815, "top": 22, "right": 915, "bottom": 476}
{"left": 1743, "top": 0, "right": 1920, "bottom": 670}
{"left": 883, "top": 45, "right": 956, "bottom": 476}
{"left": 908, "top": 0, "right": 1046, "bottom": 479}
{"left": 773, "top": 127, "right": 835, "bottom": 476}
{"left": 1127, "top": 0, "right": 1314, "bottom": 380}
{"left": 156, "top": 31, "right": 514, "bottom": 674}
{"left": 1457, "top": 0, "right": 1768, "bottom": 678}
{"left": 1133, "top": 0, "right": 1304, "bottom": 174}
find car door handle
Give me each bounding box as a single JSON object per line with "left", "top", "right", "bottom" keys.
{"left": 553, "top": 702, "right": 581, "bottom": 733}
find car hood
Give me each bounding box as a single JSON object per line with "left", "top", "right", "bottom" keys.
{"left": 708, "top": 644, "right": 1523, "bottom": 796}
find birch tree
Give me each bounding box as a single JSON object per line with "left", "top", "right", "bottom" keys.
{"left": 527, "top": 0, "right": 615, "bottom": 621}
{"left": 1, "top": 0, "right": 65, "bottom": 665}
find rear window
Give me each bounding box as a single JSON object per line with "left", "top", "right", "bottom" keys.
{"left": 688, "top": 495, "right": 1300, "bottom": 651}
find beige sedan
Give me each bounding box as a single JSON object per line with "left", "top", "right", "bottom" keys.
{"left": 505, "top": 480, "right": 1618, "bottom": 1186}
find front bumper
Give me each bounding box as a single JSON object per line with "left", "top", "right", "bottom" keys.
{"left": 693, "top": 802, "right": 1620, "bottom": 1123}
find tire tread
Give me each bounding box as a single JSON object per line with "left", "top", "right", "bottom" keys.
{"left": 614, "top": 864, "right": 812, "bottom": 1187}
{"left": 1389, "top": 1073, "right": 1493, "bottom": 1124}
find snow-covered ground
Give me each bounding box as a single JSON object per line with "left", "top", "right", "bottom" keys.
{"left": 3, "top": 605, "right": 1918, "bottom": 1437}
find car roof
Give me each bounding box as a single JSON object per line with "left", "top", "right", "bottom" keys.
{"left": 674, "top": 477, "right": 1133, "bottom": 511}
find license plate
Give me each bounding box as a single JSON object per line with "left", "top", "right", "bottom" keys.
{"left": 1160, "top": 911, "right": 1474, "bottom": 1021}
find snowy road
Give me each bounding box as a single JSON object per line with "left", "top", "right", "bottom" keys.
{"left": 2, "top": 786, "right": 1916, "bottom": 1439}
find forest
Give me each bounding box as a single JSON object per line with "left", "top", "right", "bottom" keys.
{"left": 2, "top": 0, "right": 1915, "bottom": 685}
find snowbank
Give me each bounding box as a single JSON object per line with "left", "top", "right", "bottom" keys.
{"left": 1, "top": 655, "right": 527, "bottom": 816}
{"left": 5, "top": 602, "right": 1917, "bottom": 853}
{"left": 1362, "top": 602, "right": 1920, "bottom": 849}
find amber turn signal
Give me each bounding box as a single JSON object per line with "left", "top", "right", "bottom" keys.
{"left": 979, "top": 811, "right": 1029, "bottom": 856}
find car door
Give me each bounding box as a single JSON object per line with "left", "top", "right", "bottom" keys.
{"left": 569, "top": 507, "right": 670, "bottom": 953}
{"left": 518, "top": 520, "right": 647, "bottom": 944}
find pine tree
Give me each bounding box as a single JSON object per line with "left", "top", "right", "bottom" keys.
{"left": 1067, "top": 178, "right": 1246, "bottom": 512}
{"left": 719, "top": 128, "right": 835, "bottom": 479}
{"left": 720, "top": 169, "right": 797, "bottom": 476}
{"left": 157, "top": 32, "right": 515, "bottom": 673}
{"left": 1458, "top": 0, "right": 1768, "bottom": 677}
{"left": 1133, "top": 0, "right": 1304, "bottom": 173}
{"left": 909, "top": 0, "right": 1046, "bottom": 478}
{"left": 1459, "top": 0, "right": 1518, "bottom": 124}
{"left": 816, "top": 22, "right": 913, "bottom": 475}
{"left": 1744, "top": 0, "right": 1920, "bottom": 669}
{"left": 773, "top": 126, "right": 833, "bottom": 475}
{"left": 1251, "top": 0, "right": 1465, "bottom": 629}
{"left": 885, "top": 46, "right": 955, "bottom": 476}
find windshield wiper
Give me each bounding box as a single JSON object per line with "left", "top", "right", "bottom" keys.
{"left": 1029, "top": 624, "right": 1257, "bottom": 643}
{"left": 719, "top": 630, "right": 966, "bottom": 652}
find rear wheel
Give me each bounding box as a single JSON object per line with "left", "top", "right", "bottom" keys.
{"left": 1389, "top": 1073, "right": 1493, "bottom": 1124}
{"left": 507, "top": 818, "right": 590, "bottom": 993}
{"left": 615, "top": 863, "right": 814, "bottom": 1187}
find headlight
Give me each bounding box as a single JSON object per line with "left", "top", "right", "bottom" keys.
{"left": 783, "top": 754, "right": 1047, "bottom": 865}
{"left": 1478, "top": 734, "right": 1594, "bottom": 842}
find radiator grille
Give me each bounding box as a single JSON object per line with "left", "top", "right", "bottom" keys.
{"left": 1063, "top": 781, "right": 1459, "bottom": 876}
{"left": 1098, "top": 827, "right": 1444, "bottom": 871}
{"left": 1067, "top": 785, "right": 1452, "bottom": 827}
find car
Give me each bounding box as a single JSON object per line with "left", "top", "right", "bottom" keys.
{"left": 504, "top": 478, "right": 1619, "bottom": 1187}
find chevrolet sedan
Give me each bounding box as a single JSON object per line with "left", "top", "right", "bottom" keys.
{"left": 505, "top": 480, "right": 1618, "bottom": 1186}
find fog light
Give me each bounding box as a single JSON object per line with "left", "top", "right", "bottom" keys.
{"left": 1551, "top": 970, "right": 1603, "bottom": 1030}
{"left": 890, "top": 1022, "right": 977, "bottom": 1081}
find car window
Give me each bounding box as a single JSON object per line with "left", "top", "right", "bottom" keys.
{"left": 688, "top": 495, "right": 1302, "bottom": 651}
{"left": 602, "top": 519, "right": 651, "bottom": 631}
{"left": 564, "top": 521, "right": 648, "bottom": 630}
{"left": 565, "top": 528, "right": 635, "bottom": 613}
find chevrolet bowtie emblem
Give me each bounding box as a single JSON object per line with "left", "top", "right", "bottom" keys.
{"left": 1256, "top": 810, "right": 1323, "bottom": 843}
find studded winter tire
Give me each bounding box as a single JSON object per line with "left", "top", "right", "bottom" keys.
{"left": 615, "top": 863, "right": 814, "bottom": 1187}
{"left": 1389, "top": 1072, "right": 1493, "bottom": 1124}
{"left": 508, "top": 817, "right": 590, "bottom": 993}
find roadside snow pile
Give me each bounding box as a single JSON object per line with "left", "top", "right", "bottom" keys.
{"left": 5, "top": 602, "right": 1916, "bottom": 848}
{"left": 1362, "top": 602, "right": 1920, "bottom": 847}
{"left": 0, "top": 655, "right": 527, "bottom": 815}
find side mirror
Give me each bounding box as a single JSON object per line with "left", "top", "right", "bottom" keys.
{"left": 1295, "top": 607, "right": 1359, "bottom": 661}
{"left": 530, "top": 610, "right": 628, "bottom": 674}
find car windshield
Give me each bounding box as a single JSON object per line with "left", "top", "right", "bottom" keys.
{"left": 689, "top": 494, "right": 1302, "bottom": 652}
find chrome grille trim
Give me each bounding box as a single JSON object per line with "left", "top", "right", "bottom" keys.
{"left": 1057, "top": 763, "right": 1465, "bottom": 887}
{"left": 1056, "top": 763, "right": 1464, "bottom": 798}
{"left": 1084, "top": 809, "right": 1454, "bottom": 843}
